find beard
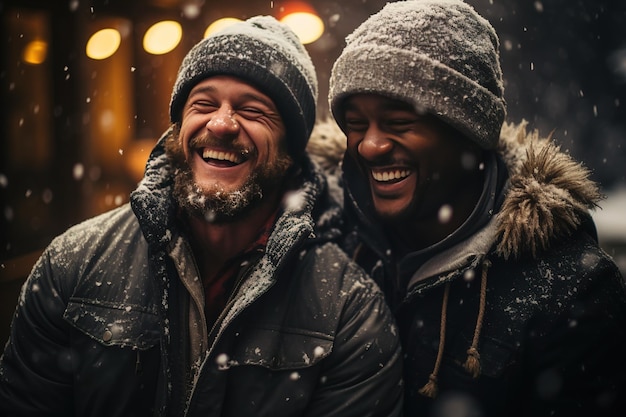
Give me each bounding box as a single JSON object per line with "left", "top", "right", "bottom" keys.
{"left": 165, "top": 126, "right": 293, "bottom": 223}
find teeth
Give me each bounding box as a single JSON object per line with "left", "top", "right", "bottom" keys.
{"left": 372, "top": 169, "right": 410, "bottom": 182}
{"left": 202, "top": 149, "right": 242, "bottom": 163}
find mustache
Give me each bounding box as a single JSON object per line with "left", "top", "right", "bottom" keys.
{"left": 189, "top": 134, "right": 255, "bottom": 158}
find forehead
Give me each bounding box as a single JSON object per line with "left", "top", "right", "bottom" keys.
{"left": 188, "top": 75, "right": 276, "bottom": 108}
{"left": 344, "top": 93, "right": 415, "bottom": 113}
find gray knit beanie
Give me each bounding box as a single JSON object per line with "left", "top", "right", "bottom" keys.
{"left": 170, "top": 16, "right": 318, "bottom": 157}
{"left": 329, "top": 0, "right": 506, "bottom": 149}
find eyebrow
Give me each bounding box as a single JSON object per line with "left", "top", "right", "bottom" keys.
{"left": 241, "top": 92, "right": 277, "bottom": 111}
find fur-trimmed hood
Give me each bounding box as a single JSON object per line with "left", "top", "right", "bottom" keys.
{"left": 307, "top": 121, "right": 626, "bottom": 413}
{"left": 306, "top": 118, "right": 604, "bottom": 260}
{"left": 495, "top": 120, "right": 603, "bottom": 259}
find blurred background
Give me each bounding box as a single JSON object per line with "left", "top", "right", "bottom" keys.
{"left": 1, "top": 0, "right": 625, "bottom": 346}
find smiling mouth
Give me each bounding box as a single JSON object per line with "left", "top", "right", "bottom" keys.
{"left": 371, "top": 169, "right": 411, "bottom": 182}
{"left": 199, "top": 148, "right": 249, "bottom": 166}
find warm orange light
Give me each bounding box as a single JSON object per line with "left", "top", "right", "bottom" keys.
{"left": 143, "top": 20, "right": 182, "bottom": 55}
{"left": 278, "top": 1, "right": 324, "bottom": 44}
{"left": 23, "top": 40, "right": 48, "bottom": 64}
{"left": 125, "top": 138, "right": 157, "bottom": 183}
{"left": 86, "top": 28, "right": 121, "bottom": 60}
{"left": 204, "top": 17, "right": 243, "bottom": 38}
{"left": 281, "top": 12, "right": 324, "bottom": 44}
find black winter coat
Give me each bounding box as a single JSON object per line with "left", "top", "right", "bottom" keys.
{"left": 341, "top": 121, "right": 626, "bottom": 417}
{"left": 0, "top": 129, "right": 403, "bottom": 416}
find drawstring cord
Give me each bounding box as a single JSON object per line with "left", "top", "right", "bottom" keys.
{"left": 464, "top": 259, "right": 491, "bottom": 378}
{"left": 418, "top": 281, "right": 451, "bottom": 398}
{"left": 353, "top": 239, "right": 492, "bottom": 396}
{"left": 419, "top": 259, "right": 491, "bottom": 398}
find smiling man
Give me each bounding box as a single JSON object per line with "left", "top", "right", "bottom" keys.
{"left": 167, "top": 75, "right": 293, "bottom": 224}
{"left": 340, "top": 94, "right": 484, "bottom": 248}
{"left": 0, "top": 16, "right": 403, "bottom": 417}
{"left": 329, "top": 1, "right": 626, "bottom": 416}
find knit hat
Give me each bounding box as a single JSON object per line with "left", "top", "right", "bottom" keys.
{"left": 170, "top": 16, "right": 318, "bottom": 157}
{"left": 329, "top": 0, "right": 506, "bottom": 149}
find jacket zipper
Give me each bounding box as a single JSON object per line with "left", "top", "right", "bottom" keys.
{"left": 182, "top": 234, "right": 310, "bottom": 416}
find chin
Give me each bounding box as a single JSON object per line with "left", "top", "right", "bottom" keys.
{"left": 375, "top": 207, "right": 409, "bottom": 223}
{"left": 376, "top": 199, "right": 425, "bottom": 225}
{"left": 373, "top": 198, "right": 407, "bottom": 216}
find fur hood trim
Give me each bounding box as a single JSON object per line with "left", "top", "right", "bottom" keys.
{"left": 306, "top": 118, "right": 604, "bottom": 260}
{"left": 306, "top": 119, "right": 347, "bottom": 206}
{"left": 495, "top": 121, "right": 603, "bottom": 259}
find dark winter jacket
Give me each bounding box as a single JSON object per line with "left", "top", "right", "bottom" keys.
{"left": 339, "top": 120, "right": 626, "bottom": 417}
{"left": 0, "top": 128, "right": 403, "bottom": 417}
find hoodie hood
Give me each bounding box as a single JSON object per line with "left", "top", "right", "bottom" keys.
{"left": 328, "top": 119, "right": 607, "bottom": 398}
{"left": 130, "top": 126, "right": 343, "bottom": 251}
{"left": 336, "top": 119, "right": 604, "bottom": 262}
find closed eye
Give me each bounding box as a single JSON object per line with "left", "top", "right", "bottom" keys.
{"left": 345, "top": 118, "right": 368, "bottom": 132}
{"left": 238, "top": 107, "right": 265, "bottom": 119}
{"left": 386, "top": 119, "right": 417, "bottom": 132}
{"left": 191, "top": 101, "right": 218, "bottom": 113}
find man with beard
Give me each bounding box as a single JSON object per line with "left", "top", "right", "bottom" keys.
{"left": 328, "top": 1, "right": 626, "bottom": 416}
{"left": 0, "top": 16, "right": 403, "bottom": 417}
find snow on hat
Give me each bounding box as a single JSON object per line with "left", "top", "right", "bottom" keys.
{"left": 329, "top": 0, "right": 506, "bottom": 149}
{"left": 170, "top": 16, "right": 318, "bottom": 157}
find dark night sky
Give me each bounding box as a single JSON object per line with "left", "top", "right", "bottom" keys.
{"left": 471, "top": 0, "right": 626, "bottom": 187}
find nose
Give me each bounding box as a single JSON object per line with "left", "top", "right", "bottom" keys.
{"left": 206, "top": 105, "right": 239, "bottom": 137}
{"left": 357, "top": 126, "right": 393, "bottom": 161}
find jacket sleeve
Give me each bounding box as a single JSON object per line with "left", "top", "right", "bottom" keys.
{"left": 0, "top": 246, "right": 75, "bottom": 416}
{"left": 304, "top": 261, "right": 404, "bottom": 417}
{"left": 523, "top": 247, "right": 626, "bottom": 416}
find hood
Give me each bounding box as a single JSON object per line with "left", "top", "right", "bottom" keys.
{"left": 323, "top": 118, "right": 604, "bottom": 261}
{"left": 130, "top": 126, "right": 343, "bottom": 250}
{"left": 130, "top": 127, "right": 177, "bottom": 249}
{"left": 327, "top": 118, "right": 605, "bottom": 398}
{"left": 494, "top": 120, "right": 603, "bottom": 259}
{"left": 306, "top": 118, "right": 347, "bottom": 207}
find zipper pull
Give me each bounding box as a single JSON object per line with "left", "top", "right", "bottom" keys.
{"left": 135, "top": 350, "right": 143, "bottom": 374}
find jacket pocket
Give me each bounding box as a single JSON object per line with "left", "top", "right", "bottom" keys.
{"left": 227, "top": 325, "right": 334, "bottom": 370}
{"left": 63, "top": 299, "right": 160, "bottom": 350}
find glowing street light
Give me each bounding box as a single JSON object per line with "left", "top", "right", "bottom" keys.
{"left": 86, "top": 28, "right": 121, "bottom": 60}
{"left": 204, "top": 17, "right": 243, "bottom": 38}
{"left": 143, "top": 20, "right": 182, "bottom": 55}
{"left": 278, "top": 2, "right": 324, "bottom": 44}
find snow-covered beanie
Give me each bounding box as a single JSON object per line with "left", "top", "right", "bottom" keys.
{"left": 329, "top": 0, "right": 506, "bottom": 149}
{"left": 169, "top": 16, "right": 318, "bottom": 157}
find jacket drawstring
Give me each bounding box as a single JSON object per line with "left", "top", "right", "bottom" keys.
{"left": 418, "top": 281, "right": 451, "bottom": 398}
{"left": 464, "top": 259, "right": 491, "bottom": 378}
{"left": 419, "top": 259, "right": 491, "bottom": 398}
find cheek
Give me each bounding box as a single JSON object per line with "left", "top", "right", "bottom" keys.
{"left": 346, "top": 136, "right": 361, "bottom": 157}
{"left": 165, "top": 129, "right": 188, "bottom": 165}
{"left": 175, "top": 135, "right": 192, "bottom": 164}
{"left": 263, "top": 132, "right": 289, "bottom": 162}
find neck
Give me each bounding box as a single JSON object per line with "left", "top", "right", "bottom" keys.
{"left": 186, "top": 192, "right": 282, "bottom": 280}
{"left": 391, "top": 166, "right": 485, "bottom": 253}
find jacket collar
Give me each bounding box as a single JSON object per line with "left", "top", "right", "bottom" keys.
{"left": 130, "top": 126, "right": 343, "bottom": 253}
{"left": 130, "top": 127, "right": 176, "bottom": 249}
